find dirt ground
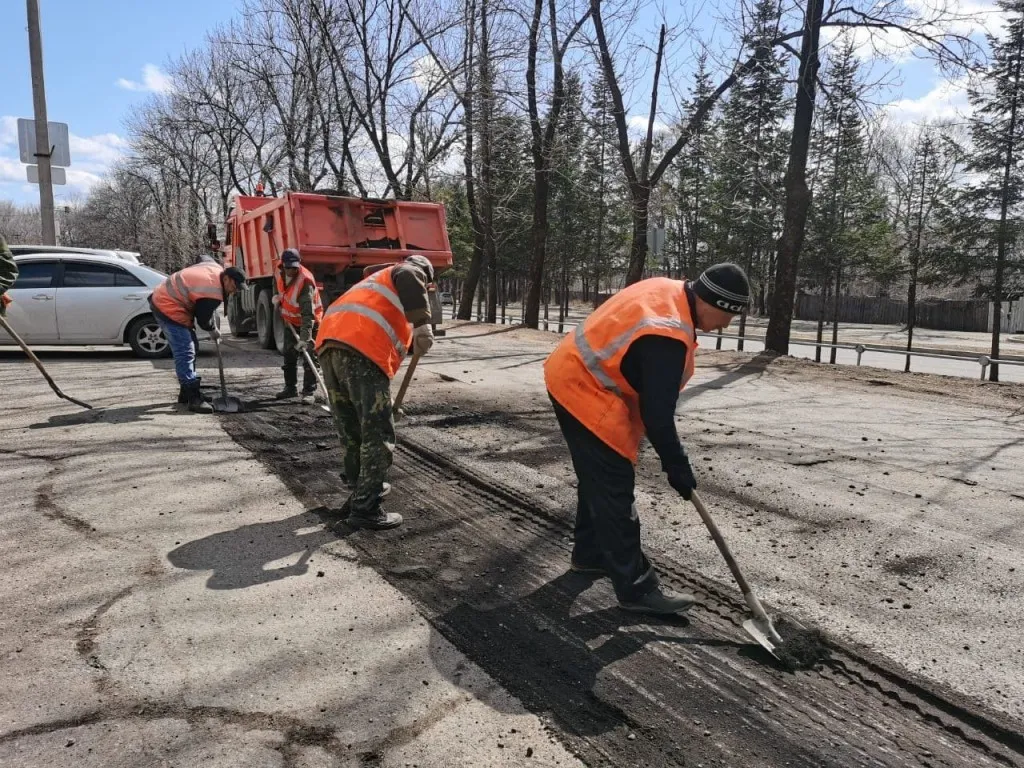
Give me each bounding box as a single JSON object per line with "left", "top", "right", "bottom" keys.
{"left": 3, "top": 322, "right": 1023, "bottom": 768}
{"left": 216, "top": 323, "right": 1024, "bottom": 767}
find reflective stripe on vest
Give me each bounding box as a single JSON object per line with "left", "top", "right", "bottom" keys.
{"left": 544, "top": 277, "right": 697, "bottom": 463}
{"left": 321, "top": 302, "right": 408, "bottom": 357}
{"left": 573, "top": 315, "right": 694, "bottom": 395}
{"left": 315, "top": 266, "right": 412, "bottom": 378}
{"left": 151, "top": 263, "right": 224, "bottom": 328}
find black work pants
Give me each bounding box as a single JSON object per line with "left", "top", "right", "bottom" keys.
{"left": 550, "top": 394, "right": 658, "bottom": 602}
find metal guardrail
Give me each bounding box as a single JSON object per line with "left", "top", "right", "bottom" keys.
{"left": 698, "top": 331, "right": 1024, "bottom": 380}
{"left": 469, "top": 306, "right": 1024, "bottom": 381}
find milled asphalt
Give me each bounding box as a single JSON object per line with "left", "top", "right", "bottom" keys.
{"left": 0, "top": 349, "right": 582, "bottom": 768}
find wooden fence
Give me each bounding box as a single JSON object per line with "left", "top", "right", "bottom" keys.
{"left": 795, "top": 295, "right": 991, "bottom": 332}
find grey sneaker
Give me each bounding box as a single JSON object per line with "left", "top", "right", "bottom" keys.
{"left": 345, "top": 510, "right": 403, "bottom": 530}
{"left": 618, "top": 587, "right": 696, "bottom": 615}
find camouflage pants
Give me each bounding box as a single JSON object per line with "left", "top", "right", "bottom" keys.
{"left": 318, "top": 345, "right": 395, "bottom": 515}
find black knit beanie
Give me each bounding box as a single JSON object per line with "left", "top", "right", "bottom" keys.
{"left": 692, "top": 263, "right": 750, "bottom": 314}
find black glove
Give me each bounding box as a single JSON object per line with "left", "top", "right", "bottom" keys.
{"left": 666, "top": 457, "right": 697, "bottom": 500}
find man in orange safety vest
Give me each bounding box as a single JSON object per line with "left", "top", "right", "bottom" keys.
{"left": 273, "top": 249, "right": 324, "bottom": 401}
{"left": 545, "top": 263, "right": 751, "bottom": 615}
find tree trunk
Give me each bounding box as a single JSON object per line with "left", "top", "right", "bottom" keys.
{"left": 829, "top": 261, "right": 842, "bottom": 364}
{"left": 525, "top": 178, "right": 549, "bottom": 327}
{"left": 625, "top": 187, "right": 651, "bottom": 284}
{"left": 991, "top": 48, "right": 1022, "bottom": 380}
{"left": 764, "top": 0, "right": 824, "bottom": 355}
{"left": 815, "top": 281, "right": 828, "bottom": 363}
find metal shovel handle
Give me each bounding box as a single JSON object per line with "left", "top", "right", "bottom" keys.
{"left": 286, "top": 324, "right": 328, "bottom": 396}
{"left": 213, "top": 337, "right": 230, "bottom": 398}
{"left": 689, "top": 490, "right": 777, "bottom": 633}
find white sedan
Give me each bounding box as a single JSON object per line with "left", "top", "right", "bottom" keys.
{"left": 0, "top": 252, "right": 209, "bottom": 359}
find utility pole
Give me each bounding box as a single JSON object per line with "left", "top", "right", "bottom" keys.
{"left": 27, "top": 0, "right": 57, "bottom": 245}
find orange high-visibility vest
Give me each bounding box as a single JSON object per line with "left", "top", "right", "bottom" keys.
{"left": 544, "top": 277, "right": 698, "bottom": 463}
{"left": 151, "top": 263, "right": 225, "bottom": 328}
{"left": 275, "top": 264, "right": 324, "bottom": 328}
{"left": 315, "top": 265, "right": 411, "bottom": 378}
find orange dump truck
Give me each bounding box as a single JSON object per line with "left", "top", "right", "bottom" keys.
{"left": 218, "top": 191, "right": 453, "bottom": 351}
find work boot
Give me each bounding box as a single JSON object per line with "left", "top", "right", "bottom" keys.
{"left": 196, "top": 376, "right": 212, "bottom": 402}
{"left": 277, "top": 365, "right": 298, "bottom": 399}
{"left": 184, "top": 383, "right": 212, "bottom": 414}
{"left": 176, "top": 384, "right": 189, "bottom": 405}
{"left": 618, "top": 586, "right": 696, "bottom": 615}
{"left": 346, "top": 507, "right": 403, "bottom": 531}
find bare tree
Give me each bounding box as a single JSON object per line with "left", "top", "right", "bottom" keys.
{"left": 522, "top": 0, "right": 591, "bottom": 328}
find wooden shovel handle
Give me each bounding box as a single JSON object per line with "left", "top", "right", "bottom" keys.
{"left": 392, "top": 351, "right": 422, "bottom": 413}
{"left": 0, "top": 313, "right": 93, "bottom": 410}
{"left": 689, "top": 490, "right": 773, "bottom": 626}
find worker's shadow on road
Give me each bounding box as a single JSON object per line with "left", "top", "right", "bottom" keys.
{"left": 167, "top": 508, "right": 343, "bottom": 589}
{"left": 27, "top": 402, "right": 180, "bottom": 428}
{"left": 431, "top": 571, "right": 740, "bottom": 738}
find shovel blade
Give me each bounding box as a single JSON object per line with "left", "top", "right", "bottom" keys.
{"left": 212, "top": 396, "right": 242, "bottom": 413}
{"left": 743, "top": 617, "right": 781, "bottom": 659}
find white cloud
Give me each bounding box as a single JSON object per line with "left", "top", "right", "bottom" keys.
{"left": 884, "top": 76, "right": 973, "bottom": 123}
{"left": 0, "top": 117, "right": 18, "bottom": 148}
{"left": 116, "top": 64, "right": 172, "bottom": 94}
{"left": 0, "top": 115, "right": 126, "bottom": 203}
{"left": 627, "top": 115, "right": 671, "bottom": 136}
{"left": 412, "top": 55, "right": 444, "bottom": 92}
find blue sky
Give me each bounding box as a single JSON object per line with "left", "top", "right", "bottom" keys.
{"left": 0, "top": 0, "right": 1001, "bottom": 208}
{"left": 0, "top": 0, "right": 240, "bottom": 205}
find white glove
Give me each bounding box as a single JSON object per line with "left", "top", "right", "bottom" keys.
{"left": 272, "top": 295, "right": 280, "bottom": 306}
{"left": 295, "top": 339, "right": 308, "bottom": 353}
{"left": 209, "top": 326, "right": 222, "bottom": 342}
{"left": 413, "top": 324, "right": 434, "bottom": 356}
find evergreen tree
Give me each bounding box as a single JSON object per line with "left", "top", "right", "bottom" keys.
{"left": 956, "top": 0, "right": 1024, "bottom": 380}
{"left": 673, "top": 54, "right": 716, "bottom": 279}
{"left": 804, "top": 35, "right": 889, "bottom": 361}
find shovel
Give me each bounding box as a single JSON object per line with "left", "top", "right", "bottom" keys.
{"left": 286, "top": 324, "right": 331, "bottom": 413}
{"left": 392, "top": 350, "right": 422, "bottom": 421}
{"left": 689, "top": 490, "right": 785, "bottom": 659}
{"left": 210, "top": 338, "right": 243, "bottom": 413}
{"left": 0, "top": 313, "right": 93, "bottom": 410}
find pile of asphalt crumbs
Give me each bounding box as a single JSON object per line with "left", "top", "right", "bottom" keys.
{"left": 774, "top": 616, "right": 831, "bottom": 671}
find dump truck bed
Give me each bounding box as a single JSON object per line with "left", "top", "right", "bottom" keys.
{"left": 224, "top": 192, "right": 453, "bottom": 281}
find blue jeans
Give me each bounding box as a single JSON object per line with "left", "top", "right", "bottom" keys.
{"left": 157, "top": 316, "right": 198, "bottom": 386}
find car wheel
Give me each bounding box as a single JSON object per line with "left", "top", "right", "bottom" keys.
{"left": 127, "top": 315, "right": 171, "bottom": 359}
{"left": 256, "top": 290, "right": 277, "bottom": 350}
{"left": 227, "top": 293, "right": 250, "bottom": 337}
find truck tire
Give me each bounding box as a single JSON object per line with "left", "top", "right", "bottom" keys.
{"left": 227, "top": 294, "right": 249, "bottom": 337}
{"left": 256, "top": 290, "right": 277, "bottom": 350}
{"left": 273, "top": 307, "right": 287, "bottom": 357}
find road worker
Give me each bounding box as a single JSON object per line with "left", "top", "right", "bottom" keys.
{"left": 149, "top": 261, "right": 246, "bottom": 413}
{"left": 273, "top": 248, "right": 324, "bottom": 401}
{"left": 0, "top": 236, "right": 17, "bottom": 317}
{"left": 316, "top": 255, "right": 436, "bottom": 530}
{"left": 544, "top": 263, "right": 751, "bottom": 615}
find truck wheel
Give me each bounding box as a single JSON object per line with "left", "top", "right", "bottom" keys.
{"left": 256, "top": 290, "right": 276, "bottom": 350}
{"left": 227, "top": 294, "right": 249, "bottom": 337}
{"left": 273, "top": 307, "right": 286, "bottom": 357}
